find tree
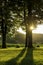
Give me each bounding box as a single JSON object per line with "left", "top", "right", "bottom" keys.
{"left": 0, "top": 0, "right": 43, "bottom": 48}
{"left": 24, "top": 0, "right": 43, "bottom": 48}
{"left": 0, "top": 0, "right": 17, "bottom": 48}
{"left": 0, "top": 0, "right": 24, "bottom": 48}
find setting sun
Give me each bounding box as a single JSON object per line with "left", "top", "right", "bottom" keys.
{"left": 17, "top": 24, "right": 43, "bottom": 34}
{"left": 30, "top": 26, "right": 34, "bottom": 30}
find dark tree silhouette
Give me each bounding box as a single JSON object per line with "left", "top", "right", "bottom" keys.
{"left": 24, "top": 0, "right": 43, "bottom": 48}
{"left": 0, "top": 0, "right": 43, "bottom": 48}
{"left": 0, "top": 0, "right": 17, "bottom": 48}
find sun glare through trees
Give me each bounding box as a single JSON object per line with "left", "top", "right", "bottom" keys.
{"left": 33, "top": 24, "right": 43, "bottom": 34}
{"left": 0, "top": 0, "right": 43, "bottom": 65}
{"left": 17, "top": 24, "right": 43, "bottom": 34}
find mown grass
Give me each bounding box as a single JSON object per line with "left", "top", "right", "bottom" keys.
{"left": 0, "top": 43, "right": 43, "bottom": 65}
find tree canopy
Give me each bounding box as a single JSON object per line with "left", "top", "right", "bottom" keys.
{"left": 0, "top": 0, "right": 43, "bottom": 48}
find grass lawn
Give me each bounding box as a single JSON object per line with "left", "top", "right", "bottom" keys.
{"left": 0, "top": 44, "right": 43, "bottom": 65}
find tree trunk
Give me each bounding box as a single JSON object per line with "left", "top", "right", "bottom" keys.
{"left": 2, "top": 30, "right": 6, "bottom": 48}
{"left": 25, "top": 24, "right": 33, "bottom": 48}
{"left": 23, "top": 1, "right": 27, "bottom": 47}
{"left": 23, "top": 1, "right": 33, "bottom": 48}
{"left": 25, "top": 24, "right": 28, "bottom": 47}
{"left": 1, "top": 19, "right": 7, "bottom": 48}
{"left": 28, "top": 27, "right": 32, "bottom": 48}
{"left": 26, "top": 2, "right": 33, "bottom": 48}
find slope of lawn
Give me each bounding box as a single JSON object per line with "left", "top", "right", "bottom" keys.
{"left": 0, "top": 44, "right": 43, "bottom": 65}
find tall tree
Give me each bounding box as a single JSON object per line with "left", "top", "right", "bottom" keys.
{"left": 0, "top": 0, "right": 43, "bottom": 48}
{"left": 0, "top": 0, "right": 24, "bottom": 48}
{"left": 0, "top": 0, "right": 17, "bottom": 48}
{"left": 24, "top": 0, "right": 43, "bottom": 47}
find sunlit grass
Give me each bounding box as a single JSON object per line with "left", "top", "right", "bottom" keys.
{"left": 17, "top": 48, "right": 27, "bottom": 64}
{"left": 0, "top": 44, "right": 43, "bottom": 65}
{"left": 0, "top": 48, "right": 22, "bottom": 62}
{"left": 33, "top": 49, "right": 43, "bottom": 64}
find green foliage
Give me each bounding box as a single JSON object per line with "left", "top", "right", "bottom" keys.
{"left": 0, "top": 0, "right": 43, "bottom": 33}
{"left": 0, "top": 0, "right": 23, "bottom": 33}
{"left": 0, "top": 0, "right": 43, "bottom": 48}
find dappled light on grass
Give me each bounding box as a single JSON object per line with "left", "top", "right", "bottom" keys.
{"left": 17, "top": 48, "right": 27, "bottom": 64}
{"left": 5, "top": 48, "right": 34, "bottom": 65}
{"left": 0, "top": 51, "right": 20, "bottom": 62}
{"left": 33, "top": 49, "right": 43, "bottom": 64}
{"left": 18, "top": 48, "right": 34, "bottom": 65}
{"left": 0, "top": 47, "right": 43, "bottom": 65}
{"left": 0, "top": 48, "right": 24, "bottom": 62}
{"left": 5, "top": 48, "right": 26, "bottom": 65}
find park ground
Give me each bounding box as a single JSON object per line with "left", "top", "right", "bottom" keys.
{"left": 0, "top": 43, "right": 43, "bottom": 65}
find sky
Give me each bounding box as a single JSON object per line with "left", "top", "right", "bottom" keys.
{"left": 17, "top": 24, "right": 43, "bottom": 34}
{"left": 33, "top": 24, "right": 43, "bottom": 34}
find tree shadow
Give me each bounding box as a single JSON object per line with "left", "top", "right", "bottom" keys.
{"left": 5, "top": 48, "right": 34, "bottom": 65}
{"left": 19, "top": 48, "right": 34, "bottom": 65}
{"left": 5, "top": 48, "right": 26, "bottom": 65}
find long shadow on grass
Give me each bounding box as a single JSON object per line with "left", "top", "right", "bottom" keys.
{"left": 5, "top": 48, "right": 26, "bottom": 65}
{"left": 20, "top": 48, "right": 34, "bottom": 65}
{"left": 5, "top": 48, "right": 34, "bottom": 65}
